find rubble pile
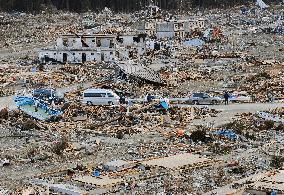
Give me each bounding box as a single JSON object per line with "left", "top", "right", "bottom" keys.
{"left": 1, "top": 1, "right": 284, "bottom": 194}
{"left": 0, "top": 12, "right": 82, "bottom": 49}
{"left": 240, "top": 69, "right": 284, "bottom": 102}
{"left": 33, "top": 65, "right": 107, "bottom": 88}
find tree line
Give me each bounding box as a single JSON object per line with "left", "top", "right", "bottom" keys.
{"left": 0, "top": 0, "right": 279, "bottom": 13}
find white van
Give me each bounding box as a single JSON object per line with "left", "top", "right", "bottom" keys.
{"left": 82, "top": 88, "right": 120, "bottom": 106}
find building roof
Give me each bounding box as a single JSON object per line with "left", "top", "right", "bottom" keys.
{"left": 74, "top": 176, "right": 124, "bottom": 187}
{"left": 40, "top": 47, "right": 116, "bottom": 52}
{"left": 141, "top": 153, "right": 212, "bottom": 169}
{"left": 83, "top": 88, "right": 114, "bottom": 93}
{"left": 116, "top": 62, "right": 164, "bottom": 84}
{"left": 60, "top": 34, "right": 116, "bottom": 38}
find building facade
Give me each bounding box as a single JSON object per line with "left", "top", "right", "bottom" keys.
{"left": 116, "top": 33, "right": 147, "bottom": 61}
{"left": 39, "top": 33, "right": 147, "bottom": 63}
{"left": 39, "top": 34, "right": 116, "bottom": 63}
{"left": 138, "top": 18, "right": 205, "bottom": 39}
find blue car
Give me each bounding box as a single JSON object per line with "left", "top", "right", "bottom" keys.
{"left": 33, "top": 89, "right": 65, "bottom": 105}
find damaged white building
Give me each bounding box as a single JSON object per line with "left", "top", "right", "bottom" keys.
{"left": 39, "top": 33, "right": 147, "bottom": 63}
{"left": 116, "top": 33, "right": 147, "bottom": 60}
{"left": 39, "top": 34, "right": 116, "bottom": 63}
{"left": 138, "top": 18, "right": 205, "bottom": 39}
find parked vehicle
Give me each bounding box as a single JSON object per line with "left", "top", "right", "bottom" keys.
{"left": 144, "top": 94, "right": 162, "bottom": 102}
{"left": 32, "top": 88, "right": 65, "bottom": 105}
{"left": 229, "top": 93, "right": 251, "bottom": 103}
{"left": 219, "top": 92, "right": 251, "bottom": 103}
{"left": 187, "top": 93, "right": 222, "bottom": 105}
{"left": 126, "top": 95, "right": 162, "bottom": 104}
{"left": 82, "top": 88, "right": 120, "bottom": 106}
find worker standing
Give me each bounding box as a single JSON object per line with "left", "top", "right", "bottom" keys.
{"left": 224, "top": 91, "right": 230, "bottom": 105}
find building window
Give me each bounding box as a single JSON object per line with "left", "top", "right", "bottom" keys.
{"left": 97, "top": 39, "right": 101, "bottom": 47}
{"left": 63, "top": 38, "right": 68, "bottom": 47}
{"left": 84, "top": 93, "right": 106, "bottom": 97}
{"left": 110, "top": 40, "right": 114, "bottom": 48}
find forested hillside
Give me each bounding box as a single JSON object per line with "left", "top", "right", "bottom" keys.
{"left": 0, "top": 0, "right": 279, "bottom": 12}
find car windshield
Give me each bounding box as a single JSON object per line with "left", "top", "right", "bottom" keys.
{"left": 107, "top": 93, "right": 114, "bottom": 97}
{"left": 193, "top": 93, "right": 204, "bottom": 97}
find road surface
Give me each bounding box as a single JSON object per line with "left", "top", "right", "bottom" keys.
{"left": 186, "top": 102, "right": 284, "bottom": 127}
{"left": 1, "top": 88, "right": 283, "bottom": 127}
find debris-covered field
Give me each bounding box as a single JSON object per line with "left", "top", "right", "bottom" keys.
{"left": 0, "top": 2, "right": 284, "bottom": 194}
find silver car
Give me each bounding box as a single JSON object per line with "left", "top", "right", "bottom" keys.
{"left": 187, "top": 93, "right": 222, "bottom": 105}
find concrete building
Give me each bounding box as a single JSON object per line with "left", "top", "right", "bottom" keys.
{"left": 156, "top": 21, "right": 174, "bottom": 39}
{"left": 138, "top": 18, "right": 205, "bottom": 39}
{"left": 39, "top": 34, "right": 116, "bottom": 63}
{"left": 186, "top": 18, "right": 206, "bottom": 30}
{"left": 116, "top": 33, "right": 147, "bottom": 60}
{"left": 137, "top": 21, "right": 156, "bottom": 37}
{"left": 173, "top": 20, "right": 186, "bottom": 38}
{"left": 39, "top": 33, "right": 147, "bottom": 63}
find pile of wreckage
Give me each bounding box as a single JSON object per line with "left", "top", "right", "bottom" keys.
{"left": 0, "top": 12, "right": 82, "bottom": 49}
{"left": 1, "top": 1, "right": 284, "bottom": 193}
{"left": 1, "top": 105, "right": 282, "bottom": 194}
{"left": 240, "top": 69, "right": 284, "bottom": 102}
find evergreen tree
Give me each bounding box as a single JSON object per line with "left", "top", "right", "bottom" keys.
{"left": 0, "top": 0, "right": 280, "bottom": 13}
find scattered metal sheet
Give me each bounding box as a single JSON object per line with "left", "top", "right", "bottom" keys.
{"left": 116, "top": 61, "right": 165, "bottom": 84}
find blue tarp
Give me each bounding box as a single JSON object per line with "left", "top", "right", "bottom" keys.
{"left": 213, "top": 130, "right": 238, "bottom": 140}
{"left": 160, "top": 101, "right": 169, "bottom": 109}
{"left": 184, "top": 39, "right": 205, "bottom": 47}
{"left": 14, "top": 96, "right": 62, "bottom": 121}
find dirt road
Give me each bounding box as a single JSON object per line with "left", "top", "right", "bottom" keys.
{"left": 188, "top": 102, "right": 284, "bottom": 127}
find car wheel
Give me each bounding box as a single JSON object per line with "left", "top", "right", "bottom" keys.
{"left": 212, "top": 100, "right": 218, "bottom": 105}
{"left": 108, "top": 101, "right": 114, "bottom": 106}
{"left": 193, "top": 100, "right": 199, "bottom": 105}
{"left": 87, "top": 101, "right": 92, "bottom": 106}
